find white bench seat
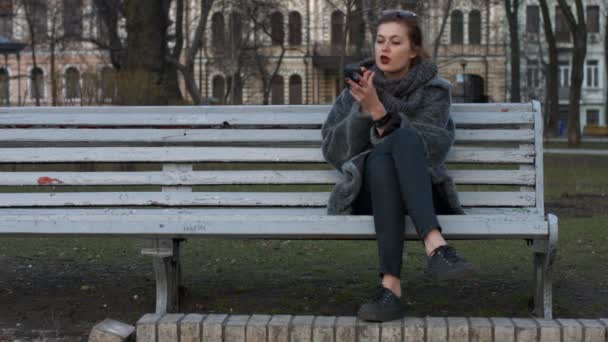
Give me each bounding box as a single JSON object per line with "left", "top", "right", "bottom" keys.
{"left": 0, "top": 101, "right": 558, "bottom": 318}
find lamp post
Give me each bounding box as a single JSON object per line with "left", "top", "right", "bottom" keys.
{"left": 461, "top": 60, "right": 468, "bottom": 102}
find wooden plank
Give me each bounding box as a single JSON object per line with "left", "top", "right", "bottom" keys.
{"left": 533, "top": 100, "right": 545, "bottom": 215}
{"left": 0, "top": 112, "right": 534, "bottom": 126}
{"left": 0, "top": 191, "right": 536, "bottom": 207}
{"left": 0, "top": 211, "right": 548, "bottom": 239}
{"left": 0, "top": 128, "right": 535, "bottom": 144}
{"left": 0, "top": 103, "right": 533, "bottom": 115}
{"left": 0, "top": 207, "right": 541, "bottom": 216}
{"left": 0, "top": 146, "right": 535, "bottom": 163}
{"left": 0, "top": 169, "right": 535, "bottom": 186}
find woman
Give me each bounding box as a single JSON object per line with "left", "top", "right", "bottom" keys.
{"left": 321, "top": 10, "right": 477, "bottom": 322}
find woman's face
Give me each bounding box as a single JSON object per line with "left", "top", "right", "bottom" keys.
{"left": 375, "top": 22, "right": 418, "bottom": 79}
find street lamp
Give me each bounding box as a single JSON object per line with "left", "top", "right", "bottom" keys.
{"left": 460, "top": 60, "right": 467, "bottom": 102}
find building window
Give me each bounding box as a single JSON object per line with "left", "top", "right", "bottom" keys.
{"left": 555, "top": 6, "right": 570, "bottom": 43}
{"left": 0, "top": 68, "right": 9, "bottom": 105}
{"left": 526, "top": 5, "right": 539, "bottom": 33}
{"left": 331, "top": 11, "right": 344, "bottom": 47}
{"left": 586, "top": 109, "right": 600, "bottom": 125}
{"left": 0, "top": 0, "right": 13, "bottom": 38}
{"left": 468, "top": 10, "right": 481, "bottom": 44}
{"left": 100, "top": 67, "right": 115, "bottom": 101}
{"left": 450, "top": 10, "right": 463, "bottom": 44}
{"left": 586, "top": 60, "right": 599, "bottom": 88}
{"left": 30, "top": 67, "right": 44, "bottom": 99}
{"left": 558, "top": 61, "right": 570, "bottom": 87}
{"left": 63, "top": 0, "right": 82, "bottom": 38}
{"left": 288, "top": 11, "right": 302, "bottom": 45}
{"left": 95, "top": 6, "right": 110, "bottom": 45}
{"left": 270, "top": 11, "right": 284, "bottom": 45}
{"left": 271, "top": 75, "right": 284, "bottom": 105}
{"left": 212, "top": 75, "right": 225, "bottom": 105}
{"left": 25, "top": 0, "right": 47, "bottom": 37}
{"left": 527, "top": 62, "right": 540, "bottom": 88}
{"left": 289, "top": 74, "right": 302, "bottom": 104}
{"left": 65, "top": 67, "right": 80, "bottom": 100}
{"left": 226, "top": 73, "right": 242, "bottom": 105}
{"left": 348, "top": 12, "right": 364, "bottom": 47}
{"left": 587, "top": 6, "right": 599, "bottom": 33}
{"left": 211, "top": 12, "right": 225, "bottom": 53}
{"left": 229, "top": 12, "right": 242, "bottom": 49}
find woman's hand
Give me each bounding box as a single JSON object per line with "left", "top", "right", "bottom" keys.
{"left": 346, "top": 68, "right": 386, "bottom": 120}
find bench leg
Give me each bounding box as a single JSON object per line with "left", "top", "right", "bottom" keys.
{"left": 142, "top": 238, "right": 183, "bottom": 314}
{"left": 532, "top": 213, "right": 558, "bottom": 319}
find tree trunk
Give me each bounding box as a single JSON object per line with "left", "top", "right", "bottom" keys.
{"left": 124, "top": 0, "right": 171, "bottom": 105}
{"left": 505, "top": 0, "right": 521, "bottom": 102}
{"left": 433, "top": 0, "right": 453, "bottom": 62}
{"left": 539, "top": 0, "right": 559, "bottom": 139}
{"left": 557, "top": 0, "right": 587, "bottom": 146}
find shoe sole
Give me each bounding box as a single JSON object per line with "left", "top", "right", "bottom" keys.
{"left": 357, "top": 307, "right": 405, "bottom": 322}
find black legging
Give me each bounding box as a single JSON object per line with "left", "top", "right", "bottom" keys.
{"left": 352, "top": 127, "right": 442, "bottom": 279}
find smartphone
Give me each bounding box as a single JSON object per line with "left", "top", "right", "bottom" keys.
{"left": 344, "top": 63, "right": 363, "bottom": 87}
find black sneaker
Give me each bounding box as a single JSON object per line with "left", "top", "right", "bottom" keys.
{"left": 357, "top": 286, "right": 405, "bottom": 322}
{"left": 425, "top": 245, "right": 477, "bottom": 281}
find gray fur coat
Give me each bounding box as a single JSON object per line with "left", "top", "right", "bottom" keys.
{"left": 321, "top": 59, "right": 465, "bottom": 216}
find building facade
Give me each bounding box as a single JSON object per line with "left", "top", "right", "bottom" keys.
{"left": 0, "top": 0, "right": 603, "bottom": 137}
{"left": 518, "top": 0, "right": 606, "bottom": 134}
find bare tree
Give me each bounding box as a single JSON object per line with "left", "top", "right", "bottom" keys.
{"left": 19, "top": 0, "right": 47, "bottom": 106}
{"left": 538, "top": 0, "right": 559, "bottom": 140}
{"left": 432, "top": 0, "right": 453, "bottom": 62}
{"left": 505, "top": 0, "right": 521, "bottom": 102}
{"left": 557, "top": 0, "right": 587, "bottom": 145}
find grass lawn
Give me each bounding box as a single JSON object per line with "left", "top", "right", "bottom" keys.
{"left": 0, "top": 153, "right": 607, "bottom": 332}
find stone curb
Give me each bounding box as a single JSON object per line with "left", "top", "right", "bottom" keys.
{"left": 135, "top": 314, "right": 608, "bottom": 342}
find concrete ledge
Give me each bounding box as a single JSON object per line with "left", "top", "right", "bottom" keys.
{"left": 136, "top": 314, "right": 608, "bottom": 342}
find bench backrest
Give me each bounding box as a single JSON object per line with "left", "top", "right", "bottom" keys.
{"left": 0, "top": 101, "right": 544, "bottom": 216}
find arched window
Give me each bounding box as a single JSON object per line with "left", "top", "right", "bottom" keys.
{"left": 289, "top": 74, "right": 302, "bottom": 105}
{"left": 468, "top": 10, "right": 481, "bottom": 44}
{"left": 64, "top": 67, "right": 80, "bottom": 100}
{"left": 30, "top": 67, "right": 44, "bottom": 99}
{"left": 211, "top": 12, "right": 225, "bottom": 53}
{"left": 100, "top": 67, "right": 116, "bottom": 100}
{"left": 230, "top": 12, "right": 242, "bottom": 49}
{"left": 450, "top": 10, "right": 463, "bottom": 44}
{"left": 271, "top": 75, "right": 284, "bottom": 105}
{"left": 226, "top": 73, "right": 243, "bottom": 105}
{"left": 288, "top": 11, "right": 302, "bottom": 45}
{"left": 0, "top": 68, "right": 9, "bottom": 105}
{"left": 212, "top": 75, "right": 225, "bottom": 105}
{"left": 270, "top": 12, "right": 284, "bottom": 45}
{"left": 63, "top": 0, "right": 83, "bottom": 37}
{"left": 331, "top": 11, "right": 344, "bottom": 47}
{"left": 348, "top": 12, "right": 364, "bottom": 47}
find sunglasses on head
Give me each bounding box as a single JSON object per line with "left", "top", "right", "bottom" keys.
{"left": 380, "top": 9, "right": 417, "bottom": 19}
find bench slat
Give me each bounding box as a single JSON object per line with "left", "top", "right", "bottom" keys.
{"left": 0, "top": 146, "right": 535, "bottom": 164}
{"left": 0, "top": 170, "right": 535, "bottom": 186}
{"left": 0, "top": 128, "right": 535, "bottom": 143}
{"left": 0, "top": 207, "right": 541, "bottom": 216}
{"left": 0, "top": 112, "right": 535, "bottom": 126}
{"left": 0, "top": 210, "right": 548, "bottom": 239}
{"left": 0, "top": 191, "right": 536, "bottom": 207}
{"left": 0, "top": 103, "right": 534, "bottom": 115}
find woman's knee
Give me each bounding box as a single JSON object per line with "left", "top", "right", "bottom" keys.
{"left": 365, "top": 155, "right": 396, "bottom": 187}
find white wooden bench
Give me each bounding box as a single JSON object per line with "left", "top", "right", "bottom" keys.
{"left": 0, "top": 101, "right": 558, "bottom": 318}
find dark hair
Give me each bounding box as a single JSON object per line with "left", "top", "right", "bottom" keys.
{"left": 377, "top": 10, "right": 430, "bottom": 66}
